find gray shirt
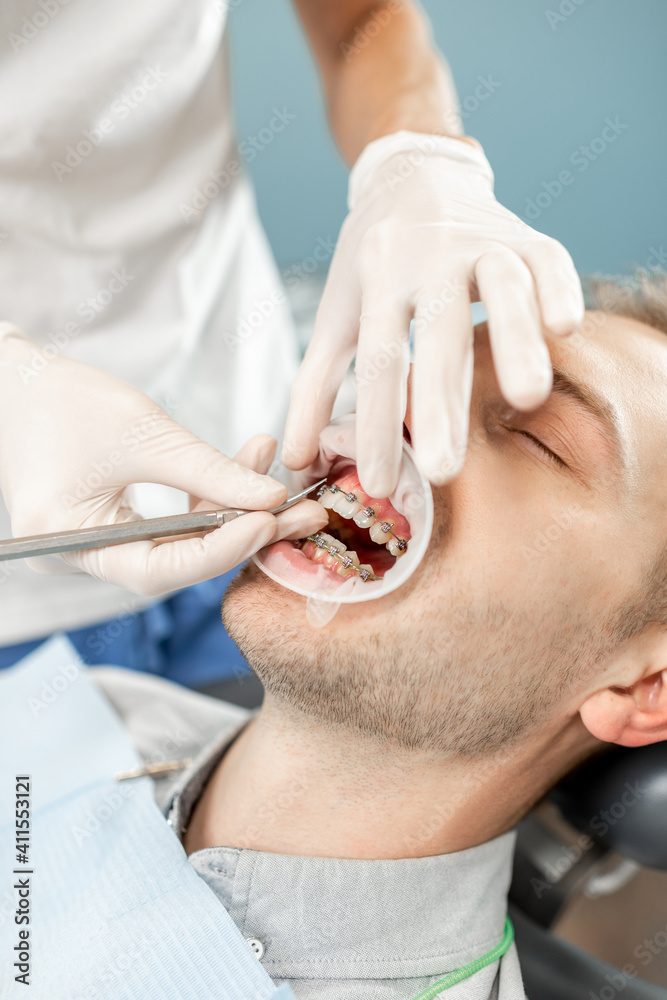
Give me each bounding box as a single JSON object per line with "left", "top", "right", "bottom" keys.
{"left": 91, "top": 666, "right": 527, "bottom": 1000}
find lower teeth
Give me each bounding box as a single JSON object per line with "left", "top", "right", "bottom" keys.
{"left": 304, "top": 534, "right": 382, "bottom": 582}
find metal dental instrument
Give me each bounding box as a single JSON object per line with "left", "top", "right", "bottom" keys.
{"left": 0, "top": 478, "right": 328, "bottom": 562}
{"left": 114, "top": 759, "right": 192, "bottom": 782}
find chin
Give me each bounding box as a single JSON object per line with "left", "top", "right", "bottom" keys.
{"left": 222, "top": 561, "right": 312, "bottom": 645}
{"left": 222, "top": 560, "right": 297, "bottom": 623}
{"left": 221, "top": 559, "right": 379, "bottom": 677}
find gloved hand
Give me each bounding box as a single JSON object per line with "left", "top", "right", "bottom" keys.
{"left": 0, "top": 327, "right": 327, "bottom": 595}
{"left": 283, "top": 130, "right": 584, "bottom": 498}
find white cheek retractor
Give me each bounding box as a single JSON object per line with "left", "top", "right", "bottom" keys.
{"left": 252, "top": 413, "right": 433, "bottom": 604}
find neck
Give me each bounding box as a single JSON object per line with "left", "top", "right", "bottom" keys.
{"left": 184, "top": 694, "right": 599, "bottom": 859}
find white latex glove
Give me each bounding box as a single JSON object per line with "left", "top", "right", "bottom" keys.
{"left": 283, "top": 130, "right": 584, "bottom": 497}
{"left": 0, "top": 327, "right": 327, "bottom": 595}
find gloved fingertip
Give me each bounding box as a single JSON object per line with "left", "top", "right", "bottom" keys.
{"left": 244, "top": 432, "right": 277, "bottom": 451}
{"left": 281, "top": 438, "right": 315, "bottom": 471}
{"left": 417, "top": 450, "right": 462, "bottom": 487}
{"left": 542, "top": 303, "right": 585, "bottom": 339}
{"left": 257, "top": 510, "right": 282, "bottom": 544}
{"left": 233, "top": 434, "right": 278, "bottom": 474}
{"left": 540, "top": 281, "right": 585, "bottom": 337}
{"left": 357, "top": 466, "right": 398, "bottom": 501}
{"left": 273, "top": 499, "right": 329, "bottom": 541}
{"left": 230, "top": 510, "right": 279, "bottom": 547}
{"left": 251, "top": 433, "right": 278, "bottom": 455}
{"left": 232, "top": 475, "right": 287, "bottom": 511}
{"left": 500, "top": 346, "right": 553, "bottom": 411}
{"left": 506, "top": 387, "right": 550, "bottom": 412}
{"left": 504, "top": 370, "right": 552, "bottom": 411}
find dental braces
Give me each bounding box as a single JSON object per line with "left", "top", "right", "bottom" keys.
{"left": 303, "top": 532, "right": 382, "bottom": 581}
{"left": 316, "top": 483, "right": 409, "bottom": 551}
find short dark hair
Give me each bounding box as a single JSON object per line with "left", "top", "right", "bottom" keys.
{"left": 583, "top": 269, "right": 667, "bottom": 335}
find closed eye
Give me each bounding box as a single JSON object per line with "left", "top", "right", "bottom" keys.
{"left": 506, "top": 427, "right": 567, "bottom": 468}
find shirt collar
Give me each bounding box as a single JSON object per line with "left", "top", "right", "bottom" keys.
{"left": 165, "top": 722, "right": 516, "bottom": 981}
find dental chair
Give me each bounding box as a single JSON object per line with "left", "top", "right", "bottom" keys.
{"left": 201, "top": 675, "right": 667, "bottom": 998}
{"left": 509, "top": 742, "right": 667, "bottom": 999}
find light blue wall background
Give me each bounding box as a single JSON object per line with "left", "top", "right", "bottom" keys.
{"left": 227, "top": 0, "right": 666, "bottom": 277}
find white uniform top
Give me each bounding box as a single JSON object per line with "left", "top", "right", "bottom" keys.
{"left": 0, "top": 0, "right": 299, "bottom": 643}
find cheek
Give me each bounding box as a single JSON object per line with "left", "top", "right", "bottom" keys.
{"left": 449, "top": 454, "right": 627, "bottom": 618}
{"left": 431, "top": 450, "right": 583, "bottom": 600}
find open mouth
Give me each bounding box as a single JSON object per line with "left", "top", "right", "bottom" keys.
{"left": 294, "top": 459, "right": 411, "bottom": 582}
{"left": 252, "top": 413, "right": 433, "bottom": 604}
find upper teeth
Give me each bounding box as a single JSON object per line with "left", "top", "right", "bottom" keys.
{"left": 316, "top": 484, "right": 408, "bottom": 558}
{"left": 333, "top": 494, "right": 362, "bottom": 519}
{"left": 369, "top": 521, "right": 391, "bottom": 545}
{"left": 352, "top": 507, "right": 375, "bottom": 529}
{"left": 319, "top": 490, "right": 339, "bottom": 510}
{"left": 387, "top": 537, "right": 405, "bottom": 558}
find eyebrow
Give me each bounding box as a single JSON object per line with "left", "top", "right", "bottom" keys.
{"left": 548, "top": 365, "right": 626, "bottom": 471}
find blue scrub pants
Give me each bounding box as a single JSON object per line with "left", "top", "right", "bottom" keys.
{"left": 0, "top": 569, "right": 252, "bottom": 689}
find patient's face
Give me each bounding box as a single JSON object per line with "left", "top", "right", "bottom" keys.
{"left": 223, "top": 313, "right": 667, "bottom": 756}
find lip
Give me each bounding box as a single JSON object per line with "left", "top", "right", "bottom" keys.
{"left": 255, "top": 539, "right": 352, "bottom": 595}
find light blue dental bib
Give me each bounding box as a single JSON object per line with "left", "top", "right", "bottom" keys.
{"left": 0, "top": 637, "right": 295, "bottom": 1000}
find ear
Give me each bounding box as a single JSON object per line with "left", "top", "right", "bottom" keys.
{"left": 580, "top": 649, "right": 667, "bottom": 749}
{"left": 579, "top": 625, "right": 667, "bottom": 747}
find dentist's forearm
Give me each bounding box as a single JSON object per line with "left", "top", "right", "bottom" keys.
{"left": 293, "top": 0, "right": 468, "bottom": 165}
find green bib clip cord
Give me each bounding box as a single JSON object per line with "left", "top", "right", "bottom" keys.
{"left": 410, "top": 916, "right": 514, "bottom": 1000}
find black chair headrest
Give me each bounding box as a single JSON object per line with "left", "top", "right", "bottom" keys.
{"left": 550, "top": 742, "right": 667, "bottom": 870}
